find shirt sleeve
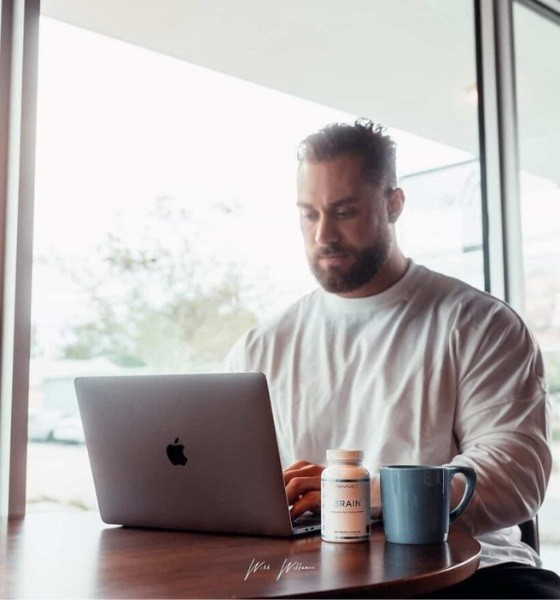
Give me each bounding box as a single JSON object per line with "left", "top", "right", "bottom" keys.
{"left": 448, "top": 302, "right": 552, "bottom": 536}
{"left": 223, "top": 333, "right": 249, "bottom": 372}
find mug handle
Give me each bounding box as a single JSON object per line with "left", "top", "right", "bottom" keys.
{"left": 446, "top": 466, "right": 477, "bottom": 523}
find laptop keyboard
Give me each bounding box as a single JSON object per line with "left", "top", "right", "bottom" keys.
{"left": 293, "top": 514, "right": 321, "bottom": 527}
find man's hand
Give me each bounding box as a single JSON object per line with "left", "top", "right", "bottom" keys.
{"left": 283, "top": 460, "right": 324, "bottom": 520}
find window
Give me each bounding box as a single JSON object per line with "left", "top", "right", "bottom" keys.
{"left": 29, "top": 7, "right": 482, "bottom": 512}
{"left": 514, "top": 1, "right": 560, "bottom": 570}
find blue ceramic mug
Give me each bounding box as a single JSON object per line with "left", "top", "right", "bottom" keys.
{"left": 380, "top": 465, "right": 476, "bottom": 544}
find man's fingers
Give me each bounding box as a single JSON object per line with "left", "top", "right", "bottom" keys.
{"left": 285, "top": 475, "right": 321, "bottom": 505}
{"left": 290, "top": 490, "right": 321, "bottom": 520}
{"left": 283, "top": 463, "right": 324, "bottom": 485}
{"left": 282, "top": 461, "right": 325, "bottom": 520}
{"left": 284, "top": 460, "right": 312, "bottom": 472}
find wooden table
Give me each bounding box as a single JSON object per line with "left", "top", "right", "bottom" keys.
{"left": 1, "top": 511, "right": 480, "bottom": 598}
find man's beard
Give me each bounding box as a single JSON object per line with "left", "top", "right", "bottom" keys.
{"left": 309, "top": 239, "right": 389, "bottom": 294}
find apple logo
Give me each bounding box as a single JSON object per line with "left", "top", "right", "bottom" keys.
{"left": 166, "top": 437, "right": 188, "bottom": 466}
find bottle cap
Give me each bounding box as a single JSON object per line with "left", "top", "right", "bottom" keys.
{"left": 326, "top": 449, "right": 363, "bottom": 461}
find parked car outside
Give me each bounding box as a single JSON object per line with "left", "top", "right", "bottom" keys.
{"left": 28, "top": 410, "right": 85, "bottom": 444}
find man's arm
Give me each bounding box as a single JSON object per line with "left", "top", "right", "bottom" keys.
{"left": 447, "top": 305, "right": 552, "bottom": 536}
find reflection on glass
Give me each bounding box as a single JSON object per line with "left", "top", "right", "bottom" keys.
{"left": 514, "top": 1, "right": 560, "bottom": 571}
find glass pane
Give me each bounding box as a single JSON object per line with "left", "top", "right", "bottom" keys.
{"left": 514, "top": 1, "right": 560, "bottom": 572}
{"left": 29, "top": 2, "right": 481, "bottom": 511}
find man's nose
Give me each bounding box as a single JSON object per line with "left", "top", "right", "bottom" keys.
{"left": 315, "top": 215, "right": 339, "bottom": 246}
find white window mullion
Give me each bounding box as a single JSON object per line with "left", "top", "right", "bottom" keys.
{"left": 475, "top": 0, "right": 523, "bottom": 311}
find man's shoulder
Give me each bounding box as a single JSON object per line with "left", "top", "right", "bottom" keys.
{"left": 414, "top": 263, "right": 525, "bottom": 330}
{"left": 414, "top": 263, "right": 479, "bottom": 297}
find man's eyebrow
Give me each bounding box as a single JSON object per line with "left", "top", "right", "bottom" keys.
{"left": 296, "top": 196, "right": 360, "bottom": 209}
{"left": 331, "top": 196, "right": 360, "bottom": 208}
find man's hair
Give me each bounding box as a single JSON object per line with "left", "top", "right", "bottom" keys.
{"left": 297, "top": 118, "right": 397, "bottom": 189}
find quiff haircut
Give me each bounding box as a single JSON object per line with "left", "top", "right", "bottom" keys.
{"left": 297, "top": 118, "right": 397, "bottom": 190}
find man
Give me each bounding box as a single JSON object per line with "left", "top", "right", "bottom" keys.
{"left": 226, "top": 120, "right": 560, "bottom": 597}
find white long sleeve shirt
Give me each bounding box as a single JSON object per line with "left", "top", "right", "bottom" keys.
{"left": 225, "top": 261, "right": 552, "bottom": 568}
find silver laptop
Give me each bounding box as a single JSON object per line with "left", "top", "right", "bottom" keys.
{"left": 75, "top": 372, "right": 321, "bottom": 536}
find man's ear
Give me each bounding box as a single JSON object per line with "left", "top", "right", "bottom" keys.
{"left": 388, "top": 188, "right": 405, "bottom": 223}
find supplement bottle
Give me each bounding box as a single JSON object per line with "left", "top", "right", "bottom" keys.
{"left": 321, "top": 449, "right": 370, "bottom": 543}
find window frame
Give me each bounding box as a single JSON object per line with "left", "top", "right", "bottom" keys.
{"left": 0, "top": 0, "right": 39, "bottom": 518}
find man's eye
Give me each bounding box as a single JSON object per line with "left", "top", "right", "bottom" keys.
{"left": 302, "top": 213, "right": 318, "bottom": 222}
{"left": 335, "top": 210, "right": 354, "bottom": 219}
